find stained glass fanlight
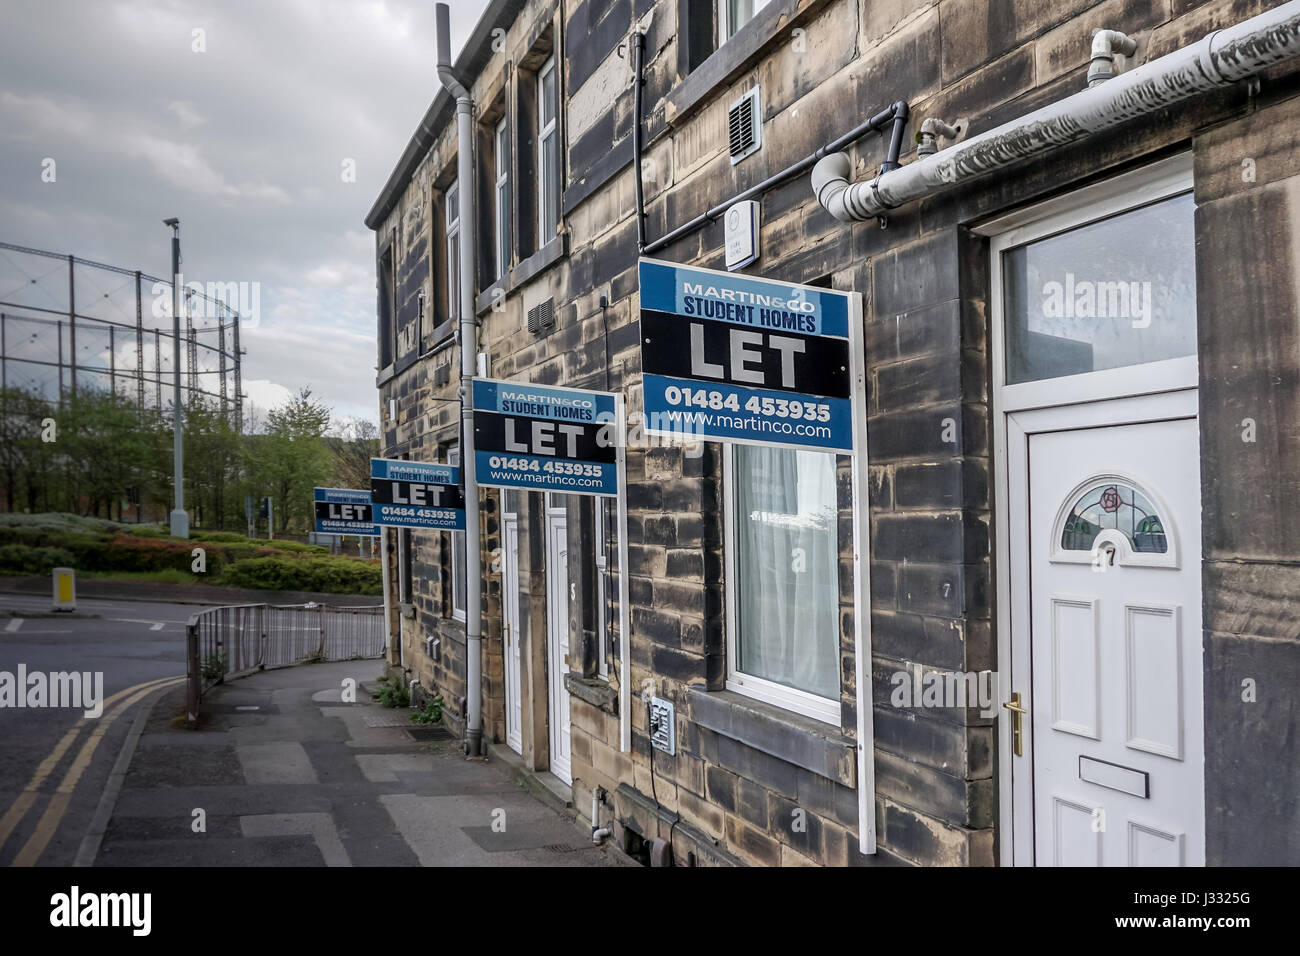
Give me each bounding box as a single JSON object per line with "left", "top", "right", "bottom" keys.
{"left": 1060, "top": 482, "right": 1167, "bottom": 554}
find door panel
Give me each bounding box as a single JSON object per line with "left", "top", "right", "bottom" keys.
{"left": 545, "top": 507, "right": 572, "bottom": 784}
{"left": 502, "top": 515, "right": 522, "bottom": 755}
{"left": 1027, "top": 417, "right": 1203, "bottom": 866}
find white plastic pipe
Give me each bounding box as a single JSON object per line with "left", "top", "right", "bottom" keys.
{"left": 436, "top": 1, "right": 484, "bottom": 758}
{"left": 591, "top": 786, "right": 611, "bottom": 844}
{"left": 813, "top": 0, "right": 1300, "bottom": 220}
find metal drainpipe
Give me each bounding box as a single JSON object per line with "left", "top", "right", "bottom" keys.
{"left": 436, "top": 1, "right": 484, "bottom": 757}
{"left": 632, "top": 32, "right": 646, "bottom": 252}
{"left": 811, "top": 0, "right": 1300, "bottom": 221}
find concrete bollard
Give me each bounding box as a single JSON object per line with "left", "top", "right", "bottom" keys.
{"left": 52, "top": 567, "right": 76, "bottom": 612}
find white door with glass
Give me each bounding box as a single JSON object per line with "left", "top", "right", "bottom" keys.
{"left": 545, "top": 497, "right": 572, "bottom": 784}
{"left": 502, "top": 509, "right": 522, "bottom": 755}
{"left": 985, "top": 155, "right": 1206, "bottom": 866}
{"left": 1020, "top": 415, "right": 1204, "bottom": 865}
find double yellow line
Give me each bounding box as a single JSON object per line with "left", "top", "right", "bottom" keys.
{"left": 0, "top": 673, "right": 184, "bottom": 866}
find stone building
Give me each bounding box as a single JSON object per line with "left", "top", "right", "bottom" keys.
{"left": 366, "top": 0, "right": 1300, "bottom": 865}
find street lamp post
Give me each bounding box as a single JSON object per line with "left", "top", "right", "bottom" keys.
{"left": 164, "top": 218, "right": 188, "bottom": 538}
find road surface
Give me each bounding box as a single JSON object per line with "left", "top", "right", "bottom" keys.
{"left": 0, "top": 593, "right": 192, "bottom": 866}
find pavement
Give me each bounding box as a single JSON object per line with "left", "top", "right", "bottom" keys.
{"left": 91, "top": 659, "right": 638, "bottom": 867}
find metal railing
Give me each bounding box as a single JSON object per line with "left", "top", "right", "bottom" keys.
{"left": 185, "top": 602, "right": 385, "bottom": 727}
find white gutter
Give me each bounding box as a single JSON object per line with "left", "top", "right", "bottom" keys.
{"left": 813, "top": 0, "right": 1300, "bottom": 220}
{"left": 437, "top": 1, "right": 485, "bottom": 757}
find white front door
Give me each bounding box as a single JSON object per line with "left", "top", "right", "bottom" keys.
{"left": 545, "top": 498, "right": 572, "bottom": 784}
{"left": 502, "top": 512, "right": 522, "bottom": 755}
{"left": 1011, "top": 409, "right": 1204, "bottom": 865}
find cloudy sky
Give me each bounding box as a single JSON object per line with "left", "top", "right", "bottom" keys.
{"left": 0, "top": 0, "right": 490, "bottom": 426}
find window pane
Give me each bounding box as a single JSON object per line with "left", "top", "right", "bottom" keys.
{"left": 541, "top": 132, "right": 558, "bottom": 239}
{"left": 1002, "top": 192, "right": 1197, "bottom": 385}
{"left": 725, "top": 0, "right": 768, "bottom": 38}
{"left": 447, "top": 237, "right": 459, "bottom": 319}
{"left": 453, "top": 532, "right": 466, "bottom": 612}
{"left": 541, "top": 63, "right": 556, "bottom": 126}
{"left": 733, "top": 446, "right": 839, "bottom": 701}
{"left": 496, "top": 187, "right": 509, "bottom": 279}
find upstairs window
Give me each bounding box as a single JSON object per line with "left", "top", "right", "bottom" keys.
{"left": 494, "top": 118, "right": 510, "bottom": 280}
{"left": 445, "top": 179, "right": 461, "bottom": 320}
{"left": 537, "top": 55, "right": 559, "bottom": 244}
{"left": 376, "top": 235, "right": 395, "bottom": 369}
{"left": 719, "top": 0, "right": 770, "bottom": 41}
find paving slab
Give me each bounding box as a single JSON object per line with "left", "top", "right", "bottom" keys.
{"left": 93, "top": 659, "right": 637, "bottom": 868}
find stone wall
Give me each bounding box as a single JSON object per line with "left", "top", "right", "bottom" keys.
{"left": 370, "top": 0, "right": 1300, "bottom": 865}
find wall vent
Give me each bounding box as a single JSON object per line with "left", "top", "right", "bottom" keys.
{"left": 527, "top": 297, "right": 556, "bottom": 333}
{"left": 650, "top": 696, "right": 676, "bottom": 755}
{"left": 728, "top": 87, "right": 762, "bottom": 165}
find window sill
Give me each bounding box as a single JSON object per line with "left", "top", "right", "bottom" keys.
{"left": 666, "top": 0, "right": 828, "bottom": 128}
{"left": 474, "top": 234, "right": 567, "bottom": 316}
{"left": 688, "top": 686, "right": 856, "bottom": 787}
{"left": 422, "top": 319, "right": 456, "bottom": 354}
{"left": 564, "top": 673, "right": 618, "bottom": 716}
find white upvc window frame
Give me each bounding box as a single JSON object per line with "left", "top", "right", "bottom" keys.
{"left": 494, "top": 118, "right": 510, "bottom": 280}
{"left": 722, "top": 442, "right": 841, "bottom": 725}
{"left": 537, "top": 55, "right": 558, "bottom": 243}
{"left": 446, "top": 178, "right": 461, "bottom": 321}
{"left": 979, "top": 153, "right": 1198, "bottom": 416}
{"left": 448, "top": 443, "right": 466, "bottom": 622}
{"left": 718, "top": 0, "right": 771, "bottom": 43}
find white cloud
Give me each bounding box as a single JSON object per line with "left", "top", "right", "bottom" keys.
{"left": 167, "top": 100, "right": 206, "bottom": 128}
{"left": 0, "top": 0, "right": 493, "bottom": 430}
{"left": 242, "top": 378, "right": 293, "bottom": 411}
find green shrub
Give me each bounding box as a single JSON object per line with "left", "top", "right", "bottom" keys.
{"left": 217, "top": 555, "right": 381, "bottom": 595}
{"left": 191, "top": 531, "right": 248, "bottom": 544}
{"left": 0, "top": 513, "right": 377, "bottom": 593}
{"left": 0, "top": 543, "right": 76, "bottom": 574}
{"left": 411, "top": 695, "right": 444, "bottom": 724}
{"left": 262, "top": 539, "right": 329, "bottom": 555}
{"left": 374, "top": 681, "right": 410, "bottom": 708}
{"left": 201, "top": 651, "right": 227, "bottom": 682}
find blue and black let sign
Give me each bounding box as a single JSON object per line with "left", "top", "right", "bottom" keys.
{"left": 369, "top": 458, "right": 466, "bottom": 530}
{"left": 472, "top": 377, "right": 619, "bottom": 497}
{"left": 313, "top": 487, "right": 379, "bottom": 535}
{"left": 638, "top": 258, "right": 855, "bottom": 453}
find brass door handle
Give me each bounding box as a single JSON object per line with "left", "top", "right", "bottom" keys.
{"left": 1003, "top": 692, "right": 1028, "bottom": 756}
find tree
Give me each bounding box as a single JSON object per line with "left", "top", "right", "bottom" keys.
{"left": 0, "top": 387, "right": 56, "bottom": 513}
{"left": 184, "top": 397, "right": 241, "bottom": 528}
{"left": 245, "top": 387, "right": 333, "bottom": 533}
{"left": 61, "top": 388, "right": 156, "bottom": 518}
{"left": 328, "top": 417, "right": 381, "bottom": 491}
